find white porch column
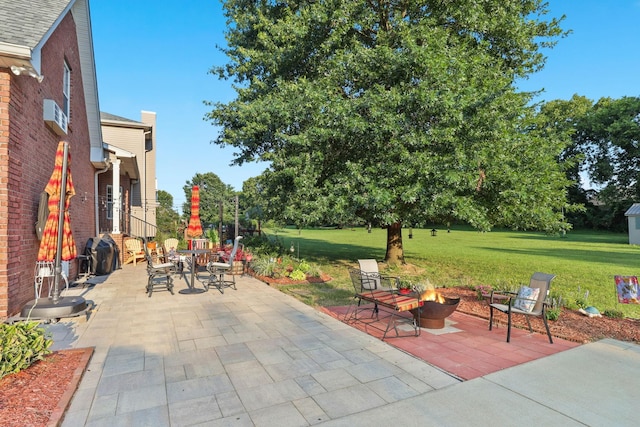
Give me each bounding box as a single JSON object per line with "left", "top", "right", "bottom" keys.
{"left": 112, "top": 158, "right": 121, "bottom": 234}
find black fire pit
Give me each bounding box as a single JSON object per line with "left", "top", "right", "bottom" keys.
{"left": 412, "top": 296, "right": 460, "bottom": 329}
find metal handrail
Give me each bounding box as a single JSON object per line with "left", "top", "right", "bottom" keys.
{"left": 128, "top": 214, "right": 158, "bottom": 240}
{"left": 96, "top": 202, "right": 157, "bottom": 239}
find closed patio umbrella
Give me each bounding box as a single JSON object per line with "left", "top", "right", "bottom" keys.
{"left": 37, "top": 141, "right": 76, "bottom": 304}
{"left": 186, "top": 185, "right": 203, "bottom": 238}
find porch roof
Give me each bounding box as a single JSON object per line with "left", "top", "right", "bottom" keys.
{"left": 103, "top": 143, "right": 139, "bottom": 181}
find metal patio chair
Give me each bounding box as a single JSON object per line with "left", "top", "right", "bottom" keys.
{"left": 143, "top": 240, "right": 176, "bottom": 297}
{"left": 344, "top": 267, "right": 420, "bottom": 340}
{"left": 358, "top": 259, "right": 396, "bottom": 290}
{"left": 489, "top": 272, "right": 556, "bottom": 343}
{"left": 205, "top": 236, "right": 243, "bottom": 293}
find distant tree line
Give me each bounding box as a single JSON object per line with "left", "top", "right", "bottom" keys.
{"left": 540, "top": 95, "right": 640, "bottom": 231}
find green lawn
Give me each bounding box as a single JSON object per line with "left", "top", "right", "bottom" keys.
{"left": 265, "top": 226, "right": 640, "bottom": 318}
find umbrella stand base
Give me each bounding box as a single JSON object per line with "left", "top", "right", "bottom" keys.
{"left": 19, "top": 296, "right": 89, "bottom": 320}
{"left": 179, "top": 288, "right": 206, "bottom": 294}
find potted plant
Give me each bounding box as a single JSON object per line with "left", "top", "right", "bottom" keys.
{"left": 206, "top": 228, "right": 219, "bottom": 249}
{"left": 398, "top": 280, "right": 413, "bottom": 295}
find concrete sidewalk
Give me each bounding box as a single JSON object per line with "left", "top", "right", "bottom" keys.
{"left": 45, "top": 265, "right": 639, "bottom": 426}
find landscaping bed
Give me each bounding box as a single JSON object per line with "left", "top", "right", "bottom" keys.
{"left": 251, "top": 272, "right": 333, "bottom": 286}
{"left": 438, "top": 286, "right": 640, "bottom": 344}
{"left": 0, "top": 348, "right": 93, "bottom": 427}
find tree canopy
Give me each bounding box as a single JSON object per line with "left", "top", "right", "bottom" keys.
{"left": 573, "top": 96, "right": 640, "bottom": 229}
{"left": 156, "top": 190, "right": 181, "bottom": 238}
{"left": 207, "top": 0, "right": 573, "bottom": 264}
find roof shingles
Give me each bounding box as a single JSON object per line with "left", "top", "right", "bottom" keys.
{"left": 0, "top": 0, "right": 71, "bottom": 48}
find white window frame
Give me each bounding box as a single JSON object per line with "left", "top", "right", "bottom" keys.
{"left": 106, "top": 185, "right": 124, "bottom": 220}
{"left": 106, "top": 185, "right": 113, "bottom": 220}
{"left": 106, "top": 184, "right": 124, "bottom": 219}
{"left": 63, "top": 61, "right": 71, "bottom": 121}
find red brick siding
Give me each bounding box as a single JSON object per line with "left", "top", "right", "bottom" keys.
{"left": 0, "top": 71, "right": 11, "bottom": 316}
{"left": 0, "top": 12, "right": 97, "bottom": 319}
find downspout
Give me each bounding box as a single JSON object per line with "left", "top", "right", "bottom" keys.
{"left": 94, "top": 158, "right": 111, "bottom": 236}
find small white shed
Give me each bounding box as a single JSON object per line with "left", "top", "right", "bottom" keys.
{"left": 624, "top": 203, "right": 640, "bottom": 244}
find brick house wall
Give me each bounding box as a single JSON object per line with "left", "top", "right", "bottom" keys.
{"left": 0, "top": 12, "right": 96, "bottom": 319}
{"left": 0, "top": 72, "right": 11, "bottom": 319}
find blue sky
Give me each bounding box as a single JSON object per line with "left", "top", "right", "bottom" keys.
{"left": 90, "top": 1, "right": 640, "bottom": 210}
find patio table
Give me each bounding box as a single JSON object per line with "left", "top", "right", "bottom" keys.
{"left": 176, "top": 249, "right": 211, "bottom": 294}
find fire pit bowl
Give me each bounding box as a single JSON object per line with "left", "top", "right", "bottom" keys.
{"left": 413, "top": 296, "right": 460, "bottom": 329}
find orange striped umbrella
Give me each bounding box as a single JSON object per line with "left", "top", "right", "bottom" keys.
{"left": 37, "top": 141, "right": 77, "bottom": 261}
{"left": 186, "top": 185, "right": 203, "bottom": 238}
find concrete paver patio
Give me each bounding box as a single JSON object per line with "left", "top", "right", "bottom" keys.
{"left": 44, "top": 265, "right": 639, "bottom": 426}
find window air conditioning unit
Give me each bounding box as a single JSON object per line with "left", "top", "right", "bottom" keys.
{"left": 43, "top": 99, "right": 68, "bottom": 135}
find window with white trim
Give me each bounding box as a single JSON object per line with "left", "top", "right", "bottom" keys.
{"left": 63, "top": 61, "right": 70, "bottom": 121}
{"left": 106, "top": 185, "right": 124, "bottom": 220}
{"left": 106, "top": 185, "right": 113, "bottom": 220}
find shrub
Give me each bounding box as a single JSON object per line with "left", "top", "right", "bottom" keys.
{"left": 298, "top": 260, "right": 311, "bottom": 273}
{"left": 545, "top": 292, "right": 564, "bottom": 321}
{"left": 602, "top": 309, "right": 624, "bottom": 319}
{"left": 564, "top": 286, "right": 590, "bottom": 310}
{"left": 289, "top": 270, "right": 306, "bottom": 281}
{"left": 0, "top": 321, "right": 52, "bottom": 379}
{"left": 296, "top": 259, "right": 322, "bottom": 277}
{"left": 249, "top": 254, "right": 323, "bottom": 281}
{"left": 574, "top": 297, "right": 588, "bottom": 309}
{"left": 545, "top": 306, "right": 561, "bottom": 321}
{"left": 241, "top": 234, "right": 285, "bottom": 257}
{"left": 475, "top": 285, "right": 492, "bottom": 301}
{"left": 206, "top": 228, "right": 219, "bottom": 245}
{"left": 250, "top": 256, "right": 277, "bottom": 277}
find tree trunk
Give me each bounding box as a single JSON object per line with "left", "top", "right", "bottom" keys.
{"left": 384, "top": 222, "right": 404, "bottom": 265}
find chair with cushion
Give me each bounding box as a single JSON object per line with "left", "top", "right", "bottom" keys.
{"left": 124, "top": 238, "right": 146, "bottom": 266}
{"left": 489, "top": 272, "right": 556, "bottom": 343}
{"left": 143, "top": 239, "right": 176, "bottom": 297}
{"left": 162, "top": 237, "right": 186, "bottom": 276}
{"left": 205, "top": 236, "right": 243, "bottom": 293}
{"left": 163, "top": 238, "right": 179, "bottom": 262}
{"left": 345, "top": 267, "right": 387, "bottom": 321}
{"left": 357, "top": 259, "right": 395, "bottom": 290}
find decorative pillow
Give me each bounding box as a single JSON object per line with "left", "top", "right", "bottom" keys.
{"left": 513, "top": 286, "right": 540, "bottom": 312}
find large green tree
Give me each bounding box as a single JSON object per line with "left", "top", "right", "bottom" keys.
{"left": 534, "top": 95, "right": 591, "bottom": 227}
{"left": 240, "top": 176, "right": 264, "bottom": 230}
{"left": 207, "top": 0, "right": 572, "bottom": 264}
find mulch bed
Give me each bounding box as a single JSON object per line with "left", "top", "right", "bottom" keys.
{"left": 438, "top": 286, "right": 640, "bottom": 344}
{"left": 0, "top": 348, "right": 93, "bottom": 427}
{"left": 250, "top": 272, "right": 333, "bottom": 287}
